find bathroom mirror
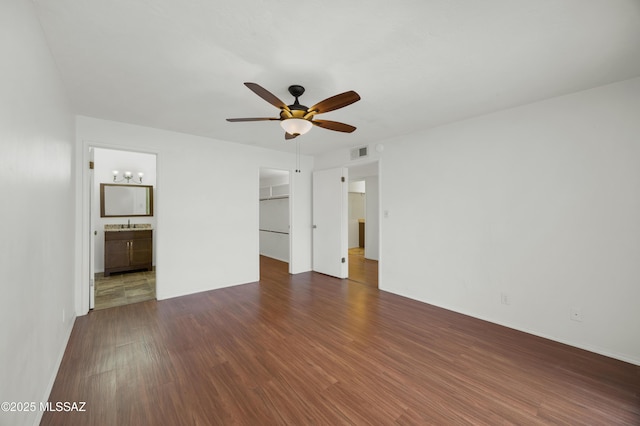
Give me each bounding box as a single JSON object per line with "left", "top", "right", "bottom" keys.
{"left": 100, "top": 184, "right": 154, "bottom": 217}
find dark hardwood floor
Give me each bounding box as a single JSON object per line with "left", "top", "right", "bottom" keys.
{"left": 43, "top": 256, "right": 639, "bottom": 425}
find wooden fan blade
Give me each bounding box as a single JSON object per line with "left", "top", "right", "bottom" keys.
{"left": 308, "top": 91, "right": 360, "bottom": 114}
{"left": 285, "top": 132, "right": 298, "bottom": 140}
{"left": 312, "top": 119, "right": 356, "bottom": 133}
{"left": 244, "top": 82, "right": 290, "bottom": 111}
{"left": 226, "top": 117, "right": 280, "bottom": 122}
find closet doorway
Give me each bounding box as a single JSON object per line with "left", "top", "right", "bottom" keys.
{"left": 259, "top": 168, "right": 291, "bottom": 277}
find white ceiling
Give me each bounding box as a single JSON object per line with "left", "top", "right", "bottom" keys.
{"left": 33, "top": 0, "right": 640, "bottom": 155}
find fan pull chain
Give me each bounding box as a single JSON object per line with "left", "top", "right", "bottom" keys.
{"left": 295, "top": 140, "right": 301, "bottom": 173}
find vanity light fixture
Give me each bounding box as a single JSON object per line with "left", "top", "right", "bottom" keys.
{"left": 112, "top": 170, "right": 144, "bottom": 184}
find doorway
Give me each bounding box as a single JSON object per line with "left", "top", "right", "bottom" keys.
{"left": 311, "top": 162, "right": 380, "bottom": 286}
{"left": 347, "top": 162, "right": 379, "bottom": 287}
{"left": 91, "top": 147, "right": 157, "bottom": 310}
{"left": 259, "top": 168, "right": 291, "bottom": 278}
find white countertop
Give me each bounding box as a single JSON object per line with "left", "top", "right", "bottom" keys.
{"left": 104, "top": 224, "right": 152, "bottom": 232}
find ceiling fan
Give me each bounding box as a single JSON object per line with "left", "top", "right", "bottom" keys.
{"left": 226, "top": 82, "right": 361, "bottom": 140}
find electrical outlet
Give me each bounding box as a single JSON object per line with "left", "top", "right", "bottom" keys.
{"left": 570, "top": 307, "right": 583, "bottom": 322}
{"left": 500, "top": 292, "right": 510, "bottom": 305}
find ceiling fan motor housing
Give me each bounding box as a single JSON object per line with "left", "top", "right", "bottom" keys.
{"left": 287, "top": 85, "right": 308, "bottom": 111}
{"left": 280, "top": 109, "right": 310, "bottom": 120}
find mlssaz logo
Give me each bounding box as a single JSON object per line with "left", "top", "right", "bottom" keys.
{"left": 42, "top": 401, "right": 87, "bottom": 412}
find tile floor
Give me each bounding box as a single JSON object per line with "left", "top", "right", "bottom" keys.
{"left": 94, "top": 270, "right": 155, "bottom": 310}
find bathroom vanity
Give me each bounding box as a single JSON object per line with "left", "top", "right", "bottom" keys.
{"left": 104, "top": 224, "right": 153, "bottom": 277}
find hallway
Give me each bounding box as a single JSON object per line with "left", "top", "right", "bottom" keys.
{"left": 348, "top": 247, "right": 378, "bottom": 287}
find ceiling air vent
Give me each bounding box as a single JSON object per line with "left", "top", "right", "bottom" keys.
{"left": 350, "top": 145, "right": 368, "bottom": 160}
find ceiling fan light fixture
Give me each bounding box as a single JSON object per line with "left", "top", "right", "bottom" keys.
{"left": 280, "top": 118, "right": 312, "bottom": 136}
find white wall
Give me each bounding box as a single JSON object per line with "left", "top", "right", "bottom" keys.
{"left": 259, "top": 229, "right": 289, "bottom": 262}
{"left": 380, "top": 77, "right": 640, "bottom": 365}
{"left": 93, "top": 148, "right": 157, "bottom": 272}
{"left": 364, "top": 175, "right": 379, "bottom": 260}
{"left": 259, "top": 197, "right": 290, "bottom": 262}
{"left": 348, "top": 191, "right": 365, "bottom": 248}
{"left": 0, "top": 1, "right": 76, "bottom": 425}
{"left": 349, "top": 181, "right": 365, "bottom": 193}
{"left": 76, "top": 116, "right": 313, "bottom": 310}
{"left": 315, "top": 145, "right": 382, "bottom": 172}
{"left": 260, "top": 174, "right": 289, "bottom": 188}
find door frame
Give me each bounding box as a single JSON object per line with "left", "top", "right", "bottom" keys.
{"left": 345, "top": 160, "right": 381, "bottom": 283}
{"left": 78, "top": 140, "right": 160, "bottom": 315}
{"left": 258, "top": 167, "right": 293, "bottom": 274}
{"left": 346, "top": 160, "right": 380, "bottom": 262}
{"left": 89, "top": 148, "right": 95, "bottom": 309}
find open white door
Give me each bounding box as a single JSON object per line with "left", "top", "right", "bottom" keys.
{"left": 312, "top": 167, "right": 348, "bottom": 278}
{"left": 89, "top": 148, "right": 95, "bottom": 309}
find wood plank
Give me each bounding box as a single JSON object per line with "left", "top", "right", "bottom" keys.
{"left": 42, "top": 256, "right": 640, "bottom": 425}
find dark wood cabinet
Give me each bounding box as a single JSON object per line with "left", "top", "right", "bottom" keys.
{"left": 104, "top": 230, "right": 152, "bottom": 277}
